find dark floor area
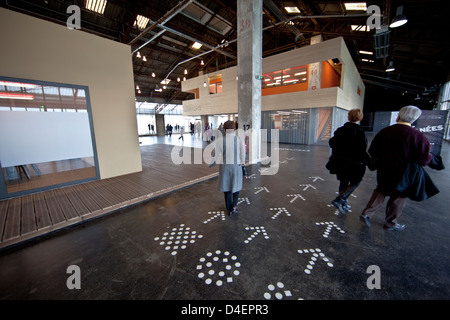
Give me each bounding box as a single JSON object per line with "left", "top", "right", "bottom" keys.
{"left": 0, "top": 142, "right": 449, "bottom": 302}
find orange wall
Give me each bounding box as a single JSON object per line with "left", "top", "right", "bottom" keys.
{"left": 262, "top": 61, "right": 340, "bottom": 96}
{"left": 321, "top": 61, "right": 340, "bottom": 88}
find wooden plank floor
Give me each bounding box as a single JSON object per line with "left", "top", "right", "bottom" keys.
{"left": 0, "top": 144, "right": 218, "bottom": 249}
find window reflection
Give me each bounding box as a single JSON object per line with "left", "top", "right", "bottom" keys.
{"left": 0, "top": 78, "right": 98, "bottom": 198}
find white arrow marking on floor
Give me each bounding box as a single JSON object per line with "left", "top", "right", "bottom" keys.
{"left": 237, "top": 197, "right": 251, "bottom": 205}
{"left": 297, "top": 248, "right": 334, "bottom": 274}
{"left": 287, "top": 194, "right": 306, "bottom": 203}
{"left": 269, "top": 207, "right": 291, "bottom": 220}
{"left": 315, "top": 221, "right": 346, "bottom": 238}
{"left": 244, "top": 226, "right": 269, "bottom": 244}
{"left": 309, "top": 176, "right": 324, "bottom": 182}
{"left": 299, "top": 184, "right": 316, "bottom": 191}
{"left": 254, "top": 187, "right": 269, "bottom": 194}
{"left": 245, "top": 174, "right": 256, "bottom": 179}
{"left": 203, "top": 211, "right": 226, "bottom": 224}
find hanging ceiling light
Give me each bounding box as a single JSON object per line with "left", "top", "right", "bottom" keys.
{"left": 152, "top": 72, "right": 155, "bottom": 77}
{"left": 184, "top": 69, "right": 188, "bottom": 74}
{"left": 390, "top": 6, "right": 408, "bottom": 28}
{"left": 201, "top": 60, "right": 204, "bottom": 65}
{"left": 386, "top": 61, "right": 395, "bottom": 72}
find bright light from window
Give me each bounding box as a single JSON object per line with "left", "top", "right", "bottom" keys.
{"left": 134, "top": 15, "right": 150, "bottom": 29}
{"left": 192, "top": 42, "right": 202, "bottom": 50}
{"left": 284, "top": 6, "right": 301, "bottom": 14}
{"left": 344, "top": 2, "right": 367, "bottom": 11}
{"left": 0, "top": 81, "right": 37, "bottom": 88}
{"left": 85, "top": 0, "right": 107, "bottom": 14}
{"left": 0, "top": 93, "right": 35, "bottom": 100}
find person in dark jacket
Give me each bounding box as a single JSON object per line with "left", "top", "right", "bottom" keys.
{"left": 328, "top": 109, "right": 371, "bottom": 215}
{"left": 359, "top": 105, "right": 432, "bottom": 231}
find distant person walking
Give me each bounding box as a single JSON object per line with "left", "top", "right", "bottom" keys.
{"left": 178, "top": 126, "right": 184, "bottom": 141}
{"left": 359, "top": 105, "right": 435, "bottom": 231}
{"left": 327, "top": 109, "right": 371, "bottom": 214}
{"left": 204, "top": 122, "right": 212, "bottom": 143}
{"left": 210, "top": 120, "right": 246, "bottom": 216}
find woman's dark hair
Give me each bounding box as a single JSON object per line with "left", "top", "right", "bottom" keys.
{"left": 223, "top": 120, "right": 235, "bottom": 130}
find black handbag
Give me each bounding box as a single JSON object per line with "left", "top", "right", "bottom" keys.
{"left": 242, "top": 165, "right": 248, "bottom": 176}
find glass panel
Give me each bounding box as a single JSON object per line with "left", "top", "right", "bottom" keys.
{"left": 262, "top": 109, "right": 309, "bottom": 144}
{"left": 262, "top": 66, "right": 307, "bottom": 89}
{"left": 0, "top": 77, "right": 98, "bottom": 198}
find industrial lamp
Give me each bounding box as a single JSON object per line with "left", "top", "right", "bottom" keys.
{"left": 386, "top": 61, "right": 395, "bottom": 72}
{"left": 390, "top": 6, "right": 408, "bottom": 28}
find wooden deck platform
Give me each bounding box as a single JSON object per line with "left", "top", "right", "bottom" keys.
{"left": 0, "top": 144, "right": 218, "bottom": 250}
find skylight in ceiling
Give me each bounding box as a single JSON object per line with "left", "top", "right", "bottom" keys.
{"left": 344, "top": 2, "right": 367, "bottom": 11}
{"left": 192, "top": 42, "right": 202, "bottom": 50}
{"left": 85, "top": 0, "right": 107, "bottom": 14}
{"left": 284, "top": 6, "right": 301, "bottom": 14}
{"left": 351, "top": 25, "right": 370, "bottom": 32}
{"left": 134, "top": 15, "right": 150, "bottom": 29}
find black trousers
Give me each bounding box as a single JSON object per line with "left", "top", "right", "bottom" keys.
{"left": 224, "top": 191, "right": 239, "bottom": 213}
{"left": 334, "top": 179, "right": 361, "bottom": 203}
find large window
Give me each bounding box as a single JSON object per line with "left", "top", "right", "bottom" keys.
{"left": 262, "top": 66, "right": 307, "bottom": 89}
{"left": 0, "top": 77, "right": 99, "bottom": 199}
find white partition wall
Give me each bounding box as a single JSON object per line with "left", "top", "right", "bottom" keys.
{"left": 0, "top": 8, "right": 142, "bottom": 185}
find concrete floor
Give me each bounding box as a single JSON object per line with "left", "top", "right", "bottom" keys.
{"left": 0, "top": 136, "right": 449, "bottom": 302}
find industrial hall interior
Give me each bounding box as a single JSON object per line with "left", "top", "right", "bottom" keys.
{"left": 0, "top": 0, "right": 449, "bottom": 303}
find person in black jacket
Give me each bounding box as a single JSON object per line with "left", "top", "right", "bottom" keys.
{"left": 327, "top": 109, "right": 371, "bottom": 215}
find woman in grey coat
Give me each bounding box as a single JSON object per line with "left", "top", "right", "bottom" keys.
{"left": 210, "top": 120, "right": 246, "bottom": 216}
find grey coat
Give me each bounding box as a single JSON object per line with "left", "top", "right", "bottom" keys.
{"left": 212, "top": 133, "right": 246, "bottom": 193}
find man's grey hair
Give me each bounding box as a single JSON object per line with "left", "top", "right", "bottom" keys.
{"left": 398, "top": 105, "right": 422, "bottom": 124}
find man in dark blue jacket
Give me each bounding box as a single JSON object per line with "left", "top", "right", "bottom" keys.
{"left": 360, "top": 106, "right": 432, "bottom": 231}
